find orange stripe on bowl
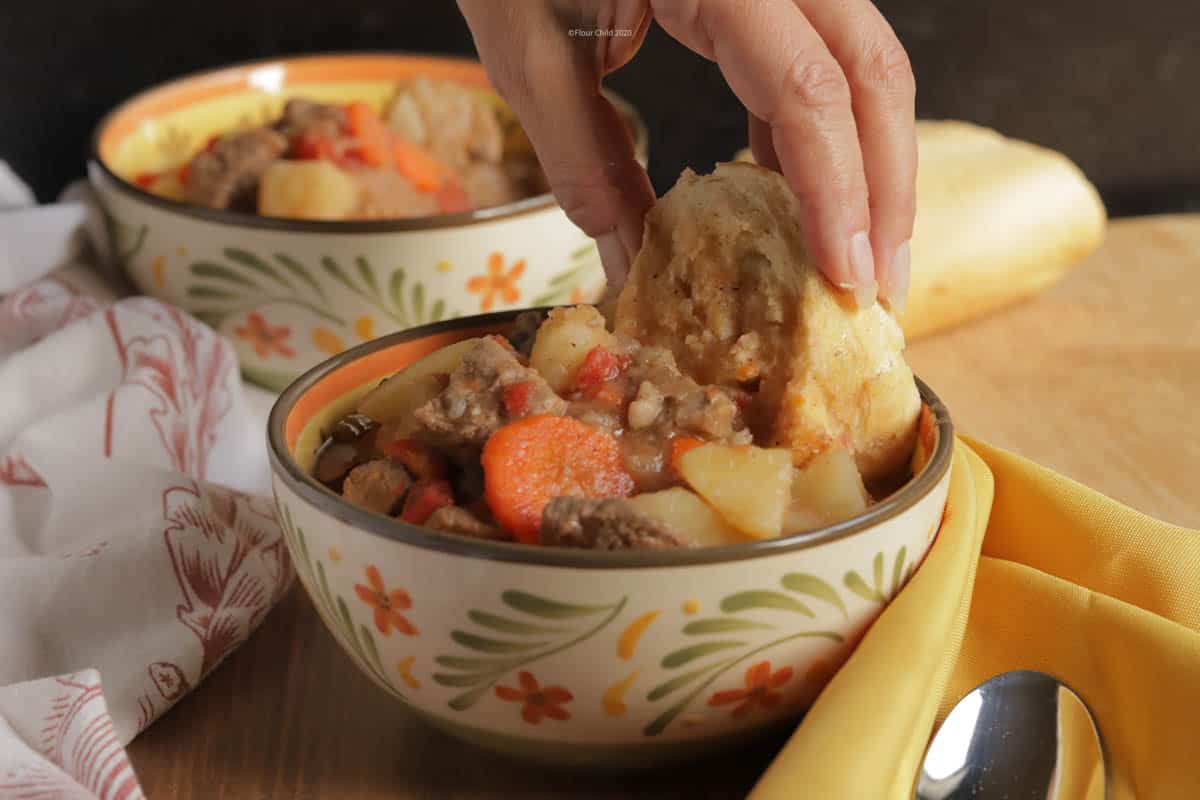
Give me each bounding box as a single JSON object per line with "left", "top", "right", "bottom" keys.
{"left": 283, "top": 323, "right": 501, "bottom": 451}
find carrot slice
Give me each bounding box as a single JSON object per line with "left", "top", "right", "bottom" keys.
{"left": 345, "top": 101, "right": 391, "bottom": 168}
{"left": 501, "top": 381, "right": 536, "bottom": 417}
{"left": 670, "top": 436, "right": 705, "bottom": 468}
{"left": 393, "top": 138, "right": 445, "bottom": 192}
{"left": 482, "top": 415, "right": 635, "bottom": 543}
{"left": 398, "top": 478, "right": 454, "bottom": 525}
{"left": 380, "top": 438, "right": 449, "bottom": 480}
{"left": 435, "top": 177, "right": 471, "bottom": 213}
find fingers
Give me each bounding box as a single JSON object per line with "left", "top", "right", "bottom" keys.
{"left": 653, "top": 0, "right": 875, "bottom": 306}
{"left": 795, "top": 0, "right": 916, "bottom": 312}
{"left": 458, "top": 1, "right": 654, "bottom": 289}
{"left": 747, "top": 112, "right": 781, "bottom": 171}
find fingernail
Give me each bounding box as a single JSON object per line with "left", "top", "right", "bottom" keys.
{"left": 883, "top": 240, "right": 911, "bottom": 315}
{"left": 596, "top": 232, "right": 630, "bottom": 290}
{"left": 843, "top": 231, "right": 877, "bottom": 309}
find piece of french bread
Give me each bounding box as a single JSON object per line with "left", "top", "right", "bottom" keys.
{"left": 614, "top": 163, "right": 920, "bottom": 483}
{"left": 736, "top": 120, "right": 1107, "bottom": 339}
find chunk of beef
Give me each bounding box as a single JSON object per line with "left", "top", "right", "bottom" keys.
{"left": 621, "top": 344, "right": 750, "bottom": 444}
{"left": 426, "top": 505, "right": 509, "bottom": 541}
{"left": 414, "top": 337, "right": 566, "bottom": 450}
{"left": 275, "top": 99, "right": 348, "bottom": 140}
{"left": 539, "top": 497, "right": 688, "bottom": 551}
{"left": 341, "top": 460, "right": 412, "bottom": 515}
{"left": 185, "top": 128, "right": 288, "bottom": 210}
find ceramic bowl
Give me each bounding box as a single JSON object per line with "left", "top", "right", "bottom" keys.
{"left": 89, "top": 53, "right": 648, "bottom": 391}
{"left": 267, "top": 310, "right": 954, "bottom": 767}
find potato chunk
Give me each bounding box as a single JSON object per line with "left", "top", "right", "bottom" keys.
{"left": 258, "top": 160, "right": 359, "bottom": 220}
{"left": 676, "top": 444, "right": 792, "bottom": 539}
{"left": 784, "top": 447, "right": 870, "bottom": 534}
{"left": 629, "top": 488, "right": 747, "bottom": 547}
{"left": 356, "top": 338, "right": 481, "bottom": 432}
{"left": 529, "top": 305, "right": 614, "bottom": 392}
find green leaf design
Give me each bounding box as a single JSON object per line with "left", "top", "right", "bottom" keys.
{"left": 359, "top": 624, "right": 387, "bottom": 676}
{"left": 315, "top": 560, "right": 337, "bottom": 620}
{"left": 530, "top": 261, "right": 596, "bottom": 306}
{"left": 412, "top": 282, "right": 426, "bottom": 322}
{"left": 388, "top": 268, "right": 409, "bottom": 326}
{"left": 434, "top": 655, "right": 523, "bottom": 672}
{"left": 192, "top": 262, "right": 262, "bottom": 290}
{"left": 335, "top": 595, "right": 378, "bottom": 680}
{"left": 434, "top": 594, "right": 626, "bottom": 711}
{"left": 433, "top": 671, "right": 498, "bottom": 688}
{"left": 661, "top": 640, "right": 747, "bottom": 669}
{"left": 450, "top": 631, "right": 550, "bottom": 654}
{"left": 448, "top": 684, "right": 493, "bottom": 712}
{"left": 429, "top": 298, "right": 446, "bottom": 322}
{"left": 500, "top": 590, "right": 613, "bottom": 619}
{"left": 321, "top": 256, "right": 359, "bottom": 296}
{"left": 891, "top": 546, "right": 908, "bottom": 596}
{"left": 780, "top": 573, "right": 847, "bottom": 618}
{"left": 356, "top": 257, "right": 382, "bottom": 300}
{"left": 720, "top": 590, "right": 813, "bottom": 617}
{"left": 646, "top": 661, "right": 731, "bottom": 702}
{"left": 292, "top": 512, "right": 310, "bottom": 569}
{"left": 224, "top": 248, "right": 291, "bottom": 289}
{"left": 187, "top": 285, "right": 240, "bottom": 301}
{"left": 844, "top": 570, "right": 884, "bottom": 603}
{"left": 274, "top": 253, "right": 328, "bottom": 301}
{"left": 570, "top": 242, "right": 596, "bottom": 261}
{"left": 466, "top": 610, "right": 568, "bottom": 636}
{"left": 873, "top": 552, "right": 885, "bottom": 596}
{"left": 683, "top": 618, "right": 775, "bottom": 635}
{"left": 549, "top": 269, "right": 582, "bottom": 287}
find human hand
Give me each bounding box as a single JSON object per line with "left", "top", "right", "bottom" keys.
{"left": 458, "top": 0, "right": 916, "bottom": 311}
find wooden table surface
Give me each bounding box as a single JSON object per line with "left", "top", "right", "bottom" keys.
{"left": 126, "top": 215, "right": 1200, "bottom": 798}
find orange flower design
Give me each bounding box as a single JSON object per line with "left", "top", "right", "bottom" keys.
{"left": 234, "top": 312, "right": 294, "bottom": 359}
{"left": 466, "top": 252, "right": 525, "bottom": 311}
{"left": 354, "top": 565, "right": 418, "bottom": 636}
{"left": 495, "top": 671, "right": 573, "bottom": 724}
{"left": 708, "top": 660, "right": 794, "bottom": 719}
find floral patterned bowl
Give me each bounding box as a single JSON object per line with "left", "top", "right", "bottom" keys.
{"left": 266, "top": 310, "right": 955, "bottom": 768}
{"left": 88, "top": 53, "right": 648, "bottom": 391}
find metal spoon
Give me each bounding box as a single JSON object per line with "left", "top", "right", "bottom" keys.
{"left": 915, "top": 670, "right": 1106, "bottom": 799}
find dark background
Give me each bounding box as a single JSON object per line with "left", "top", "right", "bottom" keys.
{"left": 3, "top": 1, "right": 1199, "bottom": 216}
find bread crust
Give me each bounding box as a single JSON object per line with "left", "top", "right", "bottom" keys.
{"left": 734, "top": 120, "right": 1108, "bottom": 340}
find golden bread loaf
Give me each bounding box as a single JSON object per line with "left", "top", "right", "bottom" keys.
{"left": 614, "top": 163, "right": 920, "bottom": 482}
{"left": 735, "top": 120, "right": 1107, "bottom": 339}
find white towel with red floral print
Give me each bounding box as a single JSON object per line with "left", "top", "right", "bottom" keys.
{"left": 0, "top": 170, "right": 290, "bottom": 799}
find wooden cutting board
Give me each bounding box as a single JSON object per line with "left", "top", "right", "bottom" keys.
{"left": 126, "top": 215, "right": 1200, "bottom": 798}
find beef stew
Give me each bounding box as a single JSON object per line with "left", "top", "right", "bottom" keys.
{"left": 310, "top": 305, "right": 920, "bottom": 551}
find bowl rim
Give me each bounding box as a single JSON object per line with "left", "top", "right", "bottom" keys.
{"left": 88, "top": 50, "right": 649, "bottom": 234}
{"left": 267, "top": 309, "right": 955, "bottom": 569}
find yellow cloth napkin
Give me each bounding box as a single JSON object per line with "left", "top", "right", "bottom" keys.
{"left": 749, "top": 437, "right": 1200, "bottom": 799}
